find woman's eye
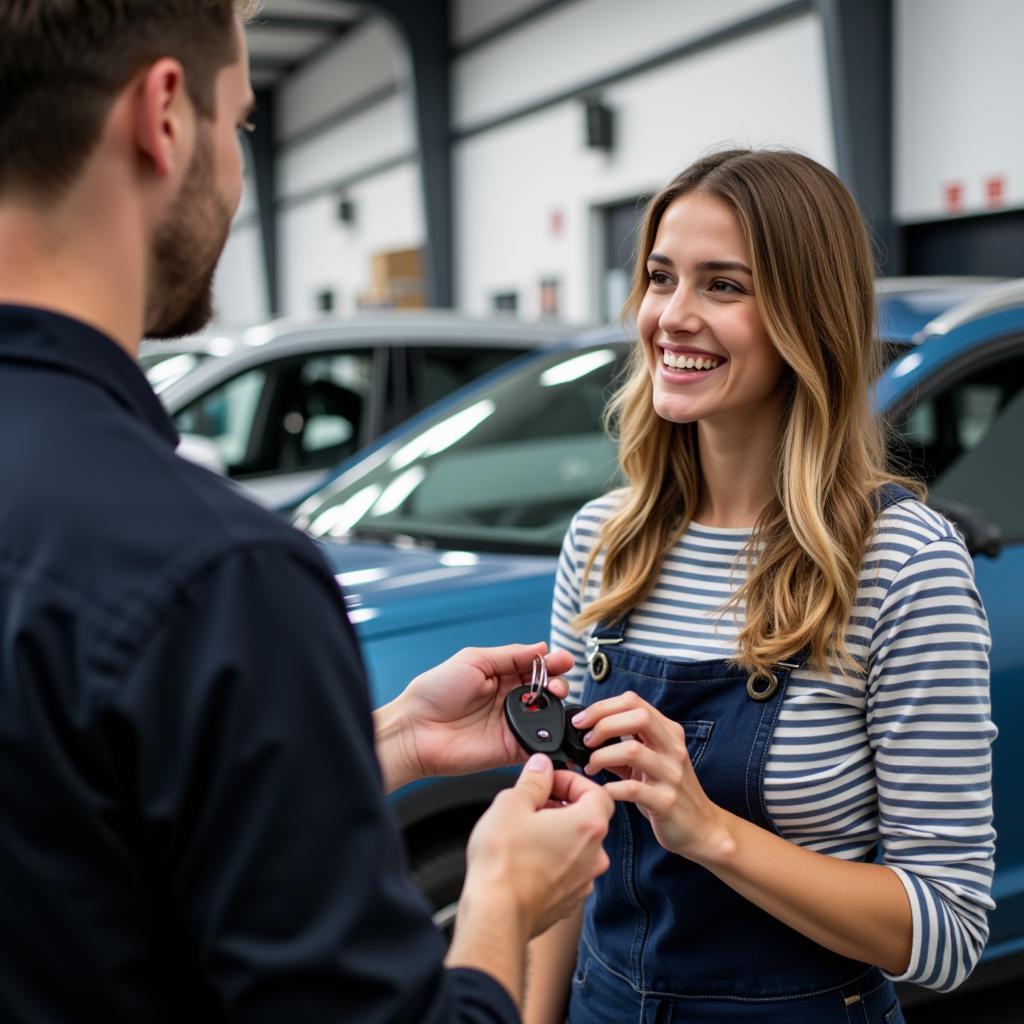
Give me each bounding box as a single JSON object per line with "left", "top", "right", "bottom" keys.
{"left": 709, "top": 279, "right": 741, "bottom": 294}
{"left": 648, "top": 270, "right": 672, "bottom": 286}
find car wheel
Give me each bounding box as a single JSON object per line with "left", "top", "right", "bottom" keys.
{"left": 409, "top": 837, "right": 467, "bottom": 944}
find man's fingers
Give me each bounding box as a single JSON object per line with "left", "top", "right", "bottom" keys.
{"left": 548, "top": 768, "right": 604, "bottom": 804}
{"left": 476, "top": 642, "right": 573, "bottom": 684}
{"left": 512, "top": 752, "right": 555, "bottom": 809}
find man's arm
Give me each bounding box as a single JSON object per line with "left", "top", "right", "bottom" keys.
{"left": 112, "top": 542, "right": 612, "bottom": 1021}
{"left": 113, "top": 544, "right": 522, "bottom": 1023}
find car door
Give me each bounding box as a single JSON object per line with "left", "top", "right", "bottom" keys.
{"left": 888, "top": 335, "right": 1024, "bottom": 959}
{"left": 173, "top": 347, "right": 379, "bottom": 507}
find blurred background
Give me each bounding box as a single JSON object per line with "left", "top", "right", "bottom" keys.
{"left": 216, "top": 0, "right": 1024, "bottom": 328}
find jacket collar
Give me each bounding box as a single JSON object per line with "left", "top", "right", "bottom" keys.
{"left": 0, "top": 304, "right": 178, "bottom": 447}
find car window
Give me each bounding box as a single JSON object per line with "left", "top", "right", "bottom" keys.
{"left": 412, "top": 346, "right": 529, "bottom": 412}
{"left": 295, "top": 344, "right": 628, "bottom": 554}
{"left": 174, "top": 351, "right": 374, "bottom": 479}
{"left": 891, "top": 343, "right": 1024, "bottom": 539}
{"left": 288, "top": 352, "right": 373, "bottom": 469}
{"left": 174, "top": 367, "right": 268, "bottom": 468}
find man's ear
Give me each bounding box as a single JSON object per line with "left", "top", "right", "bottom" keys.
{"left": 133, "top": 59, "right": 192, "bottom": 179}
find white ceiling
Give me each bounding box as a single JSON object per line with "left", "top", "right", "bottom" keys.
{"left": 247, "top": 0, "right": 364, "bottom": 88}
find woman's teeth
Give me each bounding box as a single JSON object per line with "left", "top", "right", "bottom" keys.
{"left": 662, "top": 351, "right": 722, "bottom": 371}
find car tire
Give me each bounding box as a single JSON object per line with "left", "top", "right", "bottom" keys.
{"left": 409, "top": 836, "right": 467, "bottom": 944}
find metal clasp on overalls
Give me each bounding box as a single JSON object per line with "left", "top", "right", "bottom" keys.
{"left": 587, "top": 635, "right": 623, "bottom": 682}
{"left": 746, "top": 659, "right": 800, "bottom": 701}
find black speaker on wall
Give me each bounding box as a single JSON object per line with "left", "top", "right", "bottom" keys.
{"left": 337, "top": 198, "right": 356, "bottom": 224}
{"left": 583, "top": 95, "right": 614, "bottom": 152}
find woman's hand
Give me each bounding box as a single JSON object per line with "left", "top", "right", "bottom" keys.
{"left": 573, "top": 690, "right": 731, "bottom": 861}
{"left": 375, "top": 643, "right": 573, "bottom": 792}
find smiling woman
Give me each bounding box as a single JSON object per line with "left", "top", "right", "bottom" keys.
{"left": 526, "top": 149, "right": 996, "bottom": 1024}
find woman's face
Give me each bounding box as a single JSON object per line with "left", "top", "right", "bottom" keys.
{"left": 637, "top": 192, "right": 786, "bottom": 429}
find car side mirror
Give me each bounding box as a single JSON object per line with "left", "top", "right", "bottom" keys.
{"left": 176, "top": 433, "right": 227, "bottom": 477}
{"left": 928, "top": 498, "right": 1003, "bottom": 559}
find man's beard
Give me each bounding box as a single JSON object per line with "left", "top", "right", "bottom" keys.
{"left": 144, "top": 132, "right": 233, "bottom": 340}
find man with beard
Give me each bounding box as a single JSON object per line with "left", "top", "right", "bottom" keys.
{"left": 0, "top": 4, "right": 613, "bottom": 1023}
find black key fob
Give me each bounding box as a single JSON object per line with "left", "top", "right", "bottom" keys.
{"left": 504, "top": 685, "right": 565, "bottom": 758}
{"left": 560, "top": 703, "right": 595, "bottom": 766}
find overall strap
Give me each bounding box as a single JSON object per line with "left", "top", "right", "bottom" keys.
{"left": 589, "top": 615, "right": 629, "bottom": 643}
{"left": 874, "top": 482, "right": 917, "bottom": 515}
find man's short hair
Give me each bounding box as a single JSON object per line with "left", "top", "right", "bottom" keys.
{"left": 0, "top": 1, "right": 260, "bottom": 200}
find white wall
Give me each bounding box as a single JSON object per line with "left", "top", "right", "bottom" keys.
{"left": 213, "top": 160, "right": 268, "bottom": 326}
{"left": 456, "top": 10, "right": 835, "bottom": 322}
{"left": 214, "top": 17, "right": 423, "bottom": 321}
{"left": 215, "top": 222, "right": 268, "bottom": 326}
{"left": 453, "top": 0, "right": 780, "bottom": 132}
{"left": 896, "top": 0, "right": 1024, "bottom": 222}
{"left": 280, "top": 161, "right": 424, "bottom": 316}
{"left": 215, "top": 1, "right": 837, "bottom": 325}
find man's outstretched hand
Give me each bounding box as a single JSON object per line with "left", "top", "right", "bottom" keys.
{"left": 374, "top": 643, "right": 573, "bottom": 793}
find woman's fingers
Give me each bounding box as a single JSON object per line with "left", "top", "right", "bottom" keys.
{"left": 584, "top": 738, "right": 667, "bottom": 780}
{"left": 584, "top": 709, "right": 685, "bottom": 762}
{"left": 570, "top": 690, "right": 645, "bottom": 729}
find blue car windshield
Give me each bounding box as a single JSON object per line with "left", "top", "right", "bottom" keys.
{"left": 293, "top": 344, "right": 631, "bottom": 555}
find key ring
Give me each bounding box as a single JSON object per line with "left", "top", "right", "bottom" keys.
{"left": 526, "top": 655, "right": 549, "bottom": 706}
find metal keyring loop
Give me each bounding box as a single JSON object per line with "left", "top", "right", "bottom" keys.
{"left": 527, "top": 655, "right": 548, "bottom": 705}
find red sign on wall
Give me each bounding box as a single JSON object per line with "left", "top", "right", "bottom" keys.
{"left": 985, "top": 176, "right": 1005, "bottom": 208}
{"left": 944, "top": 182, "right": 964, "bottom": 214}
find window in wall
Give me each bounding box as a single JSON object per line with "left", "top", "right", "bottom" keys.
{"left": 492, "top": 291, "right": 518, "bottom": 314}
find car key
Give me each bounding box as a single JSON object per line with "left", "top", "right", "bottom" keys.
{"left": 561, "top": 703, "right": 596, "bottom": 767}
{"left": 562, "top": 703, "right": 617, "bottom": 768}
{"left": 504, "top": 685, "right": 566, "bottom": 759}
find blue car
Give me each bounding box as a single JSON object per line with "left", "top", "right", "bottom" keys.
{"left": 292, "top": 278, "right": 1024, "bottom": 995}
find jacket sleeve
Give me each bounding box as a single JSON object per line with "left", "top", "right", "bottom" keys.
{"left": 112, "top": 542, "right": 519, "bottom": 1024}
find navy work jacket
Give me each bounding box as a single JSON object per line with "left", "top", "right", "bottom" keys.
{"left": 0, "top": 305, "right": 517, "bottom": 1024}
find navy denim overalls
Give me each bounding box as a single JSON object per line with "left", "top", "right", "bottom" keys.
{"left": 568, "top": 486, "right": 914, "bottom": 1024}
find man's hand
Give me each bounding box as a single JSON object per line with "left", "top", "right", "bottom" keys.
{"left": 374, "top": 643, "right": 574, "bottom": 792}
{"left": 446, "top": 755, "right": 613, "bottom": 1006}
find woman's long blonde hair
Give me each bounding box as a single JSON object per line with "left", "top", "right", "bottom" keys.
{"left": 573, "top": 149, "right": 922, "bottom": 678}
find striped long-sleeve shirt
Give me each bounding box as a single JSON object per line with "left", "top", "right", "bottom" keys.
{"left": 551, "top": 491, "right": 996, "bottom": 992}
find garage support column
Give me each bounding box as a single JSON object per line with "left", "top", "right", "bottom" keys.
{"left": 251, "top": 86, "right": 281, "bottom": 317}
{"left": 358, "top": 0, "right": 453, "bottom": 308}
{"left": 816, "top": 0, "right": 901, "bottom": 275}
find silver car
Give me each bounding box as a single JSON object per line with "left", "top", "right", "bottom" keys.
{"left": 145, "top": 312, "right": 575, "bottom": 507}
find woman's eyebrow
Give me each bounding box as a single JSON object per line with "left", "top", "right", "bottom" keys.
{"left": 646, "top": 254, "right": 753, "bottom": 275}
{"left": 696, "top": 260, "right": 753, "bottom": 275}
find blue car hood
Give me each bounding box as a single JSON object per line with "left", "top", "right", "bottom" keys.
{"left": 316, "top": 538, "right": 556, "bottom": 640}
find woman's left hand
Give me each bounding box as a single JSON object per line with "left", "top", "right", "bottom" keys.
{"left": 575, "top": 690, "right": 727, "bottom": 861}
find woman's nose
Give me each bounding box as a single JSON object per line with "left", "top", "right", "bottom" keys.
{"left": 659, "top": 285, "right": 702, "bottom": 335}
